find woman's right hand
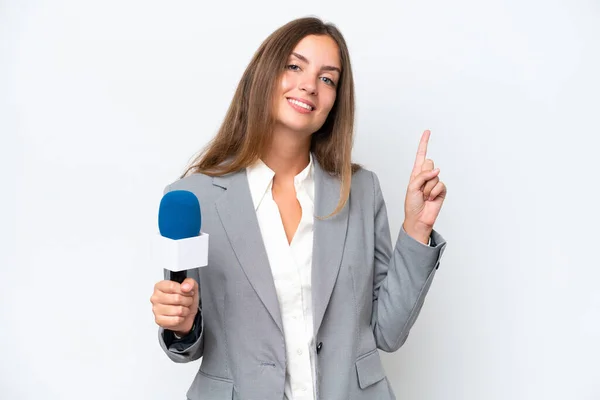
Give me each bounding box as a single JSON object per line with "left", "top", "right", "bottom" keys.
{"left": 151, "top": 277, "right": 199, "bottom": 337}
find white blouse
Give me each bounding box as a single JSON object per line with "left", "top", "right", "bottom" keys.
{"left": 246, "top": 155, "right": 316, "bottom": 400}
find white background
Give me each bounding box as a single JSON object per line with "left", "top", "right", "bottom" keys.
{"left": 2, "top": 0, "right": 599, "bottom": 399}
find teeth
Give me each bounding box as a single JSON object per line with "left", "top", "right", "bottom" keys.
{"left": 288, "top": 98, "right": 313, "bottom": 110}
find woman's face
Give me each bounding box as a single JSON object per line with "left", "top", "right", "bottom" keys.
{"left": 273, "top": 34, "right": 341, "bottom": 137}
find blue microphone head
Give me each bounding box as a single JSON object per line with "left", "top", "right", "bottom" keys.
{"left": 158, "top": 190, "right": 201, "bottom": 240}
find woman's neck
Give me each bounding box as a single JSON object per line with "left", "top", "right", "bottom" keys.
{"left": 262, "top": 129, "right": 311, "bottom": 179}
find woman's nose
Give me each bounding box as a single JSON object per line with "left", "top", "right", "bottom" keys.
{"left": 299, "top": 76, "right": 317, "bottom": 95}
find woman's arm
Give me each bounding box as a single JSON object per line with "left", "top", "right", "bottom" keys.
{"left": 370, "top": 171, "right": 447, "bottom": 352}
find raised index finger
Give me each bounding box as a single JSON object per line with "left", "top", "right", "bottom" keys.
{"left": 411, "top": 130, "right": 431, "bottom": 176}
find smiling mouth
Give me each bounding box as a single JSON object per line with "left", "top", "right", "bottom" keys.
{"left": 287, "top": 98, "right": 315, "bottom": 111}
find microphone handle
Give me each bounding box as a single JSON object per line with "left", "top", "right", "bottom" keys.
{"left": 169, "top": 270, "right": 187, "bottom": 284}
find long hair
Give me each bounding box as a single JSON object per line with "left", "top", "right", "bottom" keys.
{"left": 182, "top": 17, "right": 360, "bottom": 217}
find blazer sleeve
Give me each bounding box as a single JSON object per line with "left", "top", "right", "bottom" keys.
{"left": 157, "top": 184, "right": 205, "bottom": 363}
{"left": 369, "top": 171, "right": 447, "bottom": 352}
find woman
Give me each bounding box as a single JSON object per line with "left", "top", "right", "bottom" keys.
{"left": 150, "top": 16, "right": 447, "bottom": 400}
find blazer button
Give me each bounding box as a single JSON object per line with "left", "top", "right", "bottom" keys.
{"left": 316, "top": 342, "right": 323, "bottom": 354}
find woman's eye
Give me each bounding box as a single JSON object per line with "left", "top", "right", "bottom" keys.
{"left": 321, "top": 77, "right": 336, "bottom": 86}
{"left": 286, "top": 64, "right": 300, "bottom": 71}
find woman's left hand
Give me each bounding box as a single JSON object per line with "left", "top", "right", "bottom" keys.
{"left": 403, "top": 130, "right": 447, "bottom": 244}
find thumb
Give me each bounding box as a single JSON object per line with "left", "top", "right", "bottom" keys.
{"left": 180, "top": 278, "right": 196, "bottom": 294}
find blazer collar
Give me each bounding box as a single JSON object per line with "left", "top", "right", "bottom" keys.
{"left": 311, "top": 157, "right": 350, "bottom": 336}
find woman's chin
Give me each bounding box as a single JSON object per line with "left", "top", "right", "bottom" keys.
{"left": 275, "top": 119, "right": 317, "bottom": 137}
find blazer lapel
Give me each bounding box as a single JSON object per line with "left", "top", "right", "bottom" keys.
{"left": 312, "top": 159, "right": 350, "bottom": 336}
{"left": 214, "top": 171, "right": 284, "bottom": 335}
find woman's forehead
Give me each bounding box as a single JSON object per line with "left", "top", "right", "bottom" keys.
{"left": 290, "top": 35, "right": 341, "bottom": 68}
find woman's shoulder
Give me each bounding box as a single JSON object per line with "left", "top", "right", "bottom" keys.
{"left": 163, "top": 168, "right": 244, "bottom": 203}
{"left": 350, "top": 164, "right": 379, "bottom": 191}
{"left": 164, "top": 171, "right": 214, "bottom": 194}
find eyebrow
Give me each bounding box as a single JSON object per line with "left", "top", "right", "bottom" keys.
{"left": 291, "top": 52, "right": 341, "bottom": 74}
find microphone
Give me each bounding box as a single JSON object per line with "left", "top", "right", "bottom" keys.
{"left": 157, "top": 190, "right": 209, "bottom": 283}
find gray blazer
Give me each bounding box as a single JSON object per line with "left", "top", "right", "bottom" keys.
{"left": 158, "top": 157, "right": 447, "bottom": 400}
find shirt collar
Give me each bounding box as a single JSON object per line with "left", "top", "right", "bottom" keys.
{"left": 246, "top": 153, "right": 314, "bottom": 211}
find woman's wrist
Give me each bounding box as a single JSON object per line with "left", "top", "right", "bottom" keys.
{"left": 402, "top": 220, "right": 432, "bottom": 245}
{"left": 173, "top": 322, "right": 195, "bottom": 339}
